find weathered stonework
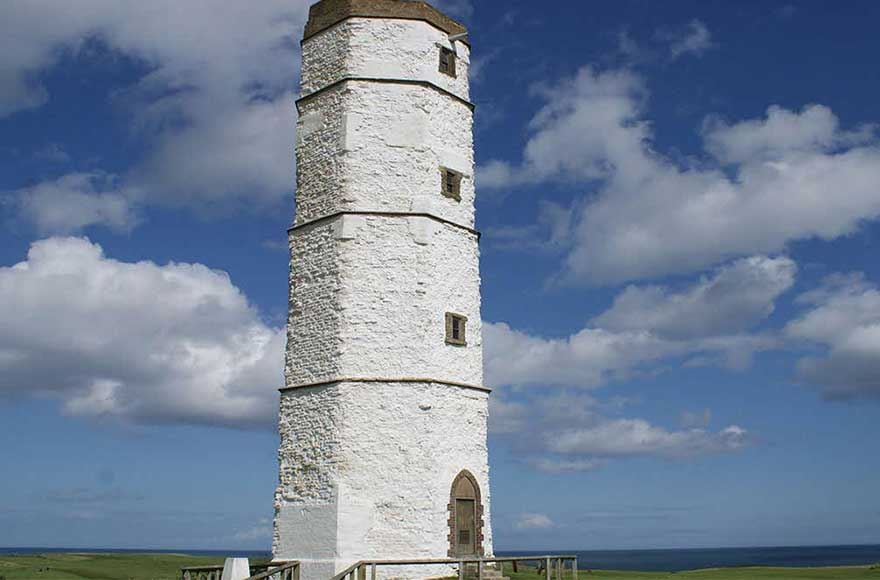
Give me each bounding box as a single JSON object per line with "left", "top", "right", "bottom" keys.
{"left": 301, "top": 18, "right": 471, "bottom": 100}
{"left": 275, "top": 2, "right": 490, "bottom": 577}
{"left": 295, "top": 82, "right": 475, "bottom": 228}
{"left": 274, "top": 381, "right": 492, "bottom": 579}
{"left": 303, "top": 0, "right": 468, "bottom": 47}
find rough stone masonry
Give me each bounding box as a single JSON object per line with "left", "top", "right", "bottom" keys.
{"left": 273, "top": 1, "right": 493, "bottom": 578}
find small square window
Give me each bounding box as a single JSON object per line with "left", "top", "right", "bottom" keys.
{"left": 439, "top": 47, "right": 457, "bottom": 78}
{"left": 441, "top": 167, "right": 462, "bottom": 201}
{"left": 445, "top": 312, "right": 468, "bottom": 346}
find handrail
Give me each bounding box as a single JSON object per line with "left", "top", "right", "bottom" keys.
{"left": 181, "top": 564, "right": 271, "bottom": 580}
{"left": 181, "top": 560, "right": 300, "bottom": 580}
{"left": 329, "top": 555, "right": 578, "bottom": 580}
{"left": 183, "top": 555, "right": 575, "bottom": 580}
{"left": 244, "top": 560, "right": 301, "bottom": 580}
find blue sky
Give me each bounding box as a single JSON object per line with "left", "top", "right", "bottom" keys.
{"left": 2, "top": 0, "right": 880, "bottom": 552}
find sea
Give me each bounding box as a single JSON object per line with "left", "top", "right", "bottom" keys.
{"left": 2, "top": 545, "right": 880, "bottom": 572}
{"left": 497, "top": 545, "right": 880, "bottom": 572}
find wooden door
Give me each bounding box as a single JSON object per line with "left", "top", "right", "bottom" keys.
{"left": 455, "top": 498, "right": 476, "bottom": 555}
{"left": 449, "top": 470, "right": 483, "bottom": 558}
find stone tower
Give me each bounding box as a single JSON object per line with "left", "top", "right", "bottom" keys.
{"left": 273, "top": 1, "right": 492, "bottom": 578}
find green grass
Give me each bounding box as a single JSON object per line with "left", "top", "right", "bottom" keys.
{"left": 498, "top": 562, "right": 880, "bottom": 580}
{"left": 0, "top": 552, "right": 269, "bottom": 580}
{"left": 0, "top": 554, "right": 877, "bottom": 580}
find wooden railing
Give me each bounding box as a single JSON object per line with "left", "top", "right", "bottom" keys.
{"left": 329, "top": 555, "right": 578, "bottom": 580}
{"left": 181, "top": 560, "right": 299, "bottom": 580}
{"left": 244, "top": 560, "right": 301, "bottom": 580}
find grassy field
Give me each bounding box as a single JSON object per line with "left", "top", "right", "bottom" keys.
{"left": 0, "top": 553, "right": 267, "bottom": 580}
{"left": 0, "top": 554, "right": 878, "bottom": 580}
{"left": 501, "top": 563, "right": 880, "bottom": 580}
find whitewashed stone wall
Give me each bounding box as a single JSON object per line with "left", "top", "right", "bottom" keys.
{"left": 275, "top": 381, "right": 492, "bottom": 580}
{"left": 274, "top": 385, "right": 342, "bottom": 580}
{"left": 295, "top": 87, "right": 350, "bottom": 225}
{"left": 284, "top": 220, "right": 344, "bottom": 385}
{"left": 286, "top": 215, "right": 481, "bottom": 387}
{"left": 335, "top": 215, "right": 482, "bottom": 386}
{"left": 296, "top": 83, "right": 475, "bottom": 228}
{"left": 301, "top": 19, "right": 470, "bottom": 100}
{"left": 276, "top": 9, "right": 490, "bottom": 579}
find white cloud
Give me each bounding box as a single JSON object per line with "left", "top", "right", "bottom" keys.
{"left": 704, "top": 104, "right": 875, "bottom": 165}
{"left": 481, "top": 256, "right": 782, "bottom": 471}
{"left": 1, "top": 1, "right": 308, "bottom": 229}
{"left": 665, "top": 19, "right": 715, "bottom": 60}
{"left": 786, "top": 274, "right": 880, "bottom": 399}
{"left": 547, "top": 419, "right": 747, "bottom": 458}
{"left": 12, "top": 173, "right": 139, "bottom": 234}
{"left": 491, "top": 391, "right": 747, "bottom": 472}
{"left": 515, "top": 513, "right": 555, "bottom": 530}
{"left": 484, "top": 322, "right": 687, "bottom": 389}
{"left": 593, "top": 256, "right": 796, "bottom": 340}
{"left": 477, "top": 67, "right": 649, "bottom": 189}
{"left": 484, "top": 255, "right": 787, "bottom": 390}
{"left": 0, "top": 237, "right": 283, "bottom": 428}
{"left": 479, "top": 66, "right": 880, "bottom": 285}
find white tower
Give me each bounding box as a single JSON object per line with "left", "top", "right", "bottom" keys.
{"left": 273, "top": 1, "right": 492, "bottom": 578}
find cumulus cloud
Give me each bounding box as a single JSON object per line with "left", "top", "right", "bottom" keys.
{"left": 484, "top": 256, "right": 790, "bottom": 389}
{"left": 491, "top": 392, "right": 747, "bottom": 473}
{"left": 1, "top": 1, "right": 308, "bottom": 230}
{"left": 786, "top": 274, "right": 880, "bottom": 399}
{"left": 0, "top": 237, "right": 283, "bottom": 428}
{"left": 479, "top": 66, "right": 880, "bottom": 285}
{"left": 484, "top": 322, "right": 687, "bottom": 389}
{"left": 477, "top": 68, "right": 649, "bottom": 190}
{"left": 481, "top": 256, "right": 787, "bottom": 471}
{"left": 11, "top": 172, "right": 139, "bottom": 234}
{"left": 548, "top": 420, "right": 747, "bottom": 457}
{"left": 593, "top": 256, "right": 796, "bottom": 340}
{"left": 703, "top": 104, "right": 875, "bottom": 164}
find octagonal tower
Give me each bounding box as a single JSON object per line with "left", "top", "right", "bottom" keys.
{"left": 273, "top": 1, "right": 492, "bottom": 578}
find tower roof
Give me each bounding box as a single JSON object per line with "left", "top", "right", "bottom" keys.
{"left": 303, "top": 0, "right": 469, "bottom": 46}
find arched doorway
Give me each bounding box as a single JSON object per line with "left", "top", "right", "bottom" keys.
{"left": 447, "top": 470, "right": 484, "bottom": 557}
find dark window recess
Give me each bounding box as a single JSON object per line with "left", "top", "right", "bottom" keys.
{"left": 439, "top": 47, "right": 457, "bottom": 77}
{"left": 445, "top": 313, "right": 468, "bottom": 346}
{"left": 441, "top": 167, "right": 462, "bottom": 201}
